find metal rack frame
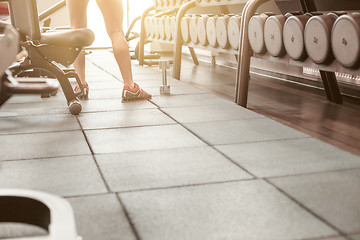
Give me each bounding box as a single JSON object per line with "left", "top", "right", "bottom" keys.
{"left": 137, "top": 0, "right": 247, "bottom": 79}
{"left": 235, "top": 0, "right": 360, "bottom": 107}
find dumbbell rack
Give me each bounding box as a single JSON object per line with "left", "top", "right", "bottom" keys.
{"left": 138, "top": 0, "right": 248, "bottom": 79}
{"left": 172, "top": 0, "right": 248, "bottom": 80}
{"left": 235, "top": 0, "right": 360, "bottom": 107}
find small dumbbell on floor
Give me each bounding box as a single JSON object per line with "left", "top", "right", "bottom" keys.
{"left": 159, "top": 60, "right": 171, "bottom": 95}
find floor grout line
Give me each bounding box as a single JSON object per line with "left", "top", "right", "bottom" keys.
{"left": 115, "top": 194, "right": 142, "bottom": 240}
{"left": 265, "top": 179, "right": 352, "bottom": 240}
{"left": 76, "top": 116, "right": 111, "bottom": 193}
{"left": 150, "top": 99, "right": 259, "bottom": 179}
{"left": 115, "top": 178, "right": 256, "bottom": 194}
{"left": 62, "top": 178, "right": 256, "bottom": 198}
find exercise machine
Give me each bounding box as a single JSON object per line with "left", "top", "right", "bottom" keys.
{"left": 6, "top": 0, "right": 94, "bottom": 115}
{"left": 0, "top": 189, "right": 81, "bottom": 240}
{"left": 0, "top": 21, "right": 59, "bottom": 107}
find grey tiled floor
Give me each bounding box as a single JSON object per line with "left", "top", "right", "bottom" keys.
{"left": 0, "top": 50, "right": 359, "bottom": 240}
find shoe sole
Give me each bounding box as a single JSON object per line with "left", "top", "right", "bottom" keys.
{"left": 121, "top": 96, "right": 152, "bottom": 103}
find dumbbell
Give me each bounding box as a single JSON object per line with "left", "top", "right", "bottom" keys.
{"left": 283, "top": 14, "right": 311, "bottom": 61}
{"left": 159, "top": 61, "right": 171, "bottom": 95}
{"left": 169, "top": 0, "right": 176, "bottom": 6}
{"left": 206, "top": 15, "right": 219, "bottom": 47}
{"left": 197, "top": 15, "right": 209, "bottom": 46}
{"left": 216, "top": 15, "right": 231, "bottom": 49}
{"left": 156, "top": 0, "right": 162, "bottom": 8}
{"left": 189, "top": 15, "right": 200, "bottom": 44}
{"left": 264, "top": 15, "right": 286, "bottom": 57}
{"left": 181, "top": 15, "right": 191, "bottom": 43}
{"left": 331, "top": 13, "right": 360, "bottom": 68}
{"left": 159, "top": 17, "right": 166, "bottom": 40}
{"left": 227, "top": 15, "right": 241, "bottom": 50}
{"left": 248, "top": 13, "right": 269, "bottom": 54}
{"left": 164, "top": 16, "right": 172, "bottom": 40}
{"left": 304, "top": 14, "right": 338, "bottom": 64}
{"left": 153, "top": 0, "right": 158, "bottom": 8}
{"left": 162, "top": 0, "right": 169, "bottom": 7}
{"left": 154, "top": 18, "right": 161, "bottom": 39}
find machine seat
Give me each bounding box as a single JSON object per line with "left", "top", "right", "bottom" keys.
{"left": 40, "top": 28, "right": 95, "bottom": 47}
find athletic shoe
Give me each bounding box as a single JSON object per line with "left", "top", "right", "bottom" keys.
{"left": 122, "top": 83, "right": 152, "bottom": 102}
{"left": 74, "top": 83, "right": 89, "bottom": 100}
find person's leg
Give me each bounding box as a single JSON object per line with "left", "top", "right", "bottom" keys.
{"left": 66, "top": 0, "right": 89, "bottom": 86}
{"left": 95, "top": 0, "right": 134, "bottom": 88}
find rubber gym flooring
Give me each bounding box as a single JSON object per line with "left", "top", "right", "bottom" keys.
{"left": 0, "top": 50, "right": 359, "bottom": 240}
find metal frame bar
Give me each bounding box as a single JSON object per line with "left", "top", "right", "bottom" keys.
{"left": 235, "top": 0, "right": 270, "bottom": 106}
{"left": 38, "top": 0, "right": 66, "bottom": 22}
{"left": 172, "top": 0, "right": 196, "bottom": 80}
{"left": 139, "top": 6, "right": 155, "bottom": 65}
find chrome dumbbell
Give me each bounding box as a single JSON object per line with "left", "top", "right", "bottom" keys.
{"left": 331, "top": 13, "right": 360, "bottom": 68}
{"left": 197, "top": 15, "right": 209, "bottom": 46}
{"left": 227, "top": 15, "right": 241, "bottom": 50}
{"left": 181, "top": 15, "right": 191, "bottom": 43}
{"left": 283, "top": 14, "right": 311, "bottom": 61}
{"left": 159, "top": 60, "right": 171, "bottom": 95}
{"left": 304, "top": 14, "right": 338, "bottom": 64}
{"left": 216, "top": 15, "right": 231, "bottom": 49}
{"left": 189, "top": 15, "right": 200, "bottom": 44}
{"left": 206, "top": 15, "right": 219, "bottom": 47}
{"left": 264, "top": 15, "right": 286, "bottom": 57}
{"left": 248, "top": 13, "right": 269, "bottom": 54}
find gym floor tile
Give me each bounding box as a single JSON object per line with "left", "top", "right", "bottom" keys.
{"left": 162, "top": 104, "right": 263, "bottom": 123}
{"left": 85, "top": 124, "right": 206, "bottom": 154}
{"left": 215, "top": 138, "right": 360, "bottom": 178}
{"left": 85, "top": 81, "right": 124, "bottom": 90}
{"left": 137, "top": 85, "right": 207, "bottom": 97}
{"left": 184, "top": 118, "right": 308, "bottom": 145}
{"left": 96, "top": 146, "right": 252, "bottom": 192}
{"left": 0, "top": 156, "right": 107, "bottom": 197}
{"left": 78, "top": 109, "right": 175, "bottom": 130}
{"left": 0, "top": 114, "right": 81, "bottom": 135}
{"left": 0, "top": 131, "right": 91, "bottom": 161}
{"left": 130, "top": 78, "right": 183, "bottom": 88}
{"left": 134, "top": 72, "right": 168, "bottom": 79}
{"left": 0, "top": 101, "right": 70, "bottom": 117}
{"left": 163, "top": 84, "right": 208, "bottom": 95}
{"left": 86, "top": 88, "right": 123, "bottom": 100}
{"left": 0, "top": 224, "right": 46, "bottom": 239}
{"left": 85, "top": 76, "right": 121, "bottom": 83}
{"left": 321, "top": 237, "right": 348, "bottom": 240}
{"left": 120, "top": 180, "right": 336, "bottom": 240}
{"left": 80, "top": 98, "right": 156, "bottom": 113}
{"left": 67, "top": 194, "right": 136, "bottom": 240}
{"left": 6, "top": 92, "right": 65, "bottom": 104}
{"left": 132, "top": 67, "right": 159, "bottom": 75}
{"left": 352, "top": 234, "right": 360, "bottom": 240}
{"left": 269, "top": 169, "right": 360, "bottom": 234}
{"left": 150, "top": 93, "right": 233, "bottom": 108}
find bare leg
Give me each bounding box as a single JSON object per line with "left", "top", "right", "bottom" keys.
{"left": 66, "top": 0, "right": 89, "bottom": 85}
{"left": 96, "top": 0, "right": 134, "bottom": 88}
